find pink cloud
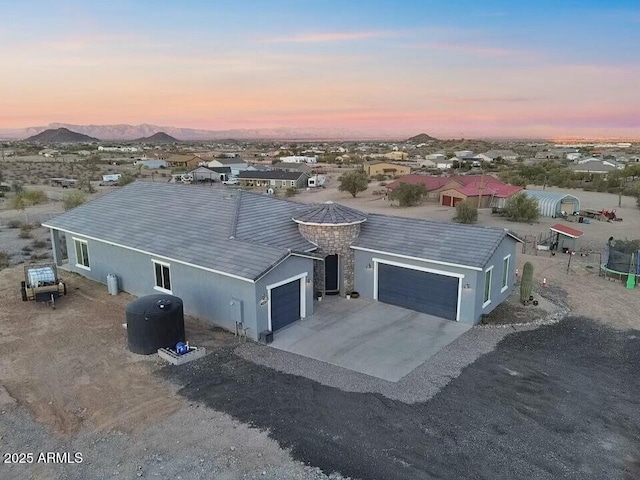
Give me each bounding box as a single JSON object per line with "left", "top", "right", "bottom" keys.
{"left": 261, "top": 31, "right": 395, "bottom": 43}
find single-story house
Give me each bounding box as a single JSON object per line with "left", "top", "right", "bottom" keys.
{"left": 387, "top": 175, "right": 463, "bottom": 201}
{"left": 207, "top": 158, "right": 250, "bottom": 176}
{"left": 418, "top": 158, "right": 437, "bottom": 168}
{"left": 549, "top": 223, "right": 583, "bottom": 253}
{"left": 425, "top": 153, "right": 447, "bottom": 162}
{"left": 271, "top": 162, "right": 314, "bottom": 175}
{"left": 522, "top": 190, "right": 581, "bottom": 217}
{"left": 475, "top": 150, "right": 518, "bottom": 162}
{"left": 134, "top": 159, "right": 167, "bottom": 169}
{"left": 279, "top": 156, "right": 318, "bottom": 164}
{"left": 440, "top": 183, "right": 523, "bottom": 208}
{"left": 187, "top": 165, "right": 230, "bottom": 182}
{"left": 43, "top": 182, "right": 520, "bottom": 341}
{"left": 166, "top": 154, "right": 203, "bottom": 170}
{"left": 570, "top": 159, "right": 623, "bottom": 174}
{"left": 363, "top": 161, "right": 412, "bottom": 178}
{"left": 436, "top": 160, "right": 455, "bottom": 169}
{"left": 236, "top": 170, "right": 309, "bottom": 189}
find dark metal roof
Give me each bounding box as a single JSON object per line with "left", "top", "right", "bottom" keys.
{"left": 292, "top": 201, "right": 367, "bottom": 225}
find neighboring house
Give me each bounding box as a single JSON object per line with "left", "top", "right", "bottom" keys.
{"left": 43, "top": 182, "right": 520, "bottom": 340}
{"left": 566, "top": 152, "right": 582, "bottom": 161}
{"left": 425, "top": 153, "right": 446, "bottom": 161}
{"left": 166, "top": 154, "right": 203, "bottom": 170}
{"left": 207, "top": 157, "right": 249, "bottom": 176}
{"left": 367, "top": 152, "right": 409, "bottom": 161}
{"left": 418, "top": 159, "right": 437, "bottom": 168}
{"left": 271, "top": 162, "right": 314, "bottom": 175}
{"left": 436, "top": 160, "right": 455, "bottom": 170}
{"left": 98, "top": 146, "right": 139, "bottom": 153}
{"left": 39, "top": 149, "right": 59, "bottom": 157}
{"left": 570, "top": 159, "right": 623, "bottom": 174}
{"left": 522, "top": 190, "right": 581, "bottom": 217}
{"left": 440, "top": 183, "right": 523, "bottom": 208}
{"left": 134, "top": 159, "right": 167, "bottom": 169}
{"left": 364, "top": 161, "right": 411, "bottom": 177}
{"left": 480, "top": 150, "right": 518, "bottom": 162}
{"left": 387, "top": 175, "right": 463, "bottom": 201}
{"left": 279, "top": 155, "right": 318, "bottom": 164}
{"left": 236, "top": 170, "right": 309, "bottom": 189}
{"left": 187, "top": 165, "right": 229, "bottom": 182}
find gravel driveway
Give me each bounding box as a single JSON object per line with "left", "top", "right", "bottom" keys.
{"left": 163, "top": 317, "right": 640, "bottom": 480}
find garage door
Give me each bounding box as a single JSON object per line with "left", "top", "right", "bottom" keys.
{"left": 442, "top": 195, "right": 453, "bottom": 207}
{"left": 377, "top": 263, "right": 459, "bottom": 320}
{"left": 270, "top": 280, "right": 301, "bottom": 331}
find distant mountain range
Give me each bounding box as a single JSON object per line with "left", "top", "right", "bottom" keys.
{"left": 406, "top": 133, "right": 439, "bottom": 143}
{"left": 134, "top": 131, "right": 179, "bottom": 143}
{"left": 23, "top": 127, "right": 99, "bottom": 143}
{"left": 1, "top": 122, "right": 397, "bottom": 141}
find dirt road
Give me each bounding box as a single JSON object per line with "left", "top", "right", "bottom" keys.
{"left": 0, "top": 266, "right": 340, "bottom": 479}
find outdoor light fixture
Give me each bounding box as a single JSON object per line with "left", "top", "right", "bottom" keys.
{"left": 258, "top": 293, "right": 268, "bottom": 306}
{"left": 365, "top": 263, "right": 373, "bottom": 270}
{"left": 306, "top": 277, "right": 312, "bottom": 286}
{"left": 463, "top": 282, "right": 471, "bottom": 290}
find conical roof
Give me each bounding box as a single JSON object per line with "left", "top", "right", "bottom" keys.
{"left": 292, "top": 201, "right": 367, "bottom": 226}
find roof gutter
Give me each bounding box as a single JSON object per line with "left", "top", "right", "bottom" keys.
{"left": 350, "top": 245, "right": 483, "bottom": 271}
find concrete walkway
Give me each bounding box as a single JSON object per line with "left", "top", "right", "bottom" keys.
{"left": 270, "top": 296, "right": 471, "bottom": 382}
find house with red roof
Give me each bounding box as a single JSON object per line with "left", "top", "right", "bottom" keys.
{"left": 386, "top": 174, "right": 522, "bottom": 207}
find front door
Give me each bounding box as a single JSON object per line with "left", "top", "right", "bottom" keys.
{"left": 325, "top": 254, "right": 339, "bottom": 294}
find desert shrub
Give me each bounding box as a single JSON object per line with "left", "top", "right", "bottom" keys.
{"left": 63, "top": 190, "right": 87, "bottom": 211}
{"left": 388, "top": 182, "right": 427, "bottom": 207}
{"left": 453, "top": 200, "right": 478, "bottom": 224}
{"left": 503, "top": 193, "right": 539, "bottom": 222}
{"left": 285, "top": 187, "right": 297, "bottom": 197}
{"left": 21, "top": 245, "right": 33, "bottom": 252}
{"left": 11, "top": 189, "right": 48, "bottom": 209}
{"left": 338, "top": 171, "right": 369, "bottom": 198}
{"left": 119, "top": 174, "right": 135, "bottom": 186}
{"left": 7, "top": 220, "right": 22, "bottom": 229}
{"left": 18, "top": 230, "right": 33, "bottom": 239}
{"left": 0, "top": 251, "right": 10, "bottom": 269}
{"left": 31, "top": 239, "right": 46, "bottom": 249}
{"left": 374, "top": 173, "right": 386, "bottom": 181}
{"left": 379, "top": 181, "right": 387, "bottom": 187}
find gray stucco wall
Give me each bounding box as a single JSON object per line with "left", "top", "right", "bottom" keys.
{"left": 254, "top": 255, "right": 314, "bottom": 336}
{"left": 475, "top": 236, "right": 519, "bottom": 319}
{"left": 60, "top": 231, "right": 258, "bottom": 339}
{"left": 58, "top": 231, "right": 314, "bottom": 341}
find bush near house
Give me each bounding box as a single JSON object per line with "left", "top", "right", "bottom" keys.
{"left": 63, "top": 190, "right": 87, "bottom": 211}
{"left": 338, "top": 170, "right": 369, "bottom": 198}
{"left": 502, "top": 193, "right": 539, "bottom": 223}
{"left": 11, "top": 189, "right": 48, "bottom": 210}
{"left": 0, "top": 251, "right": 10, "bottom": 270}
{"left": 453, "top": 200, "right": 478, "bottom": 224}
{"left": 388, "top": 182, "right": 427, "bottom": 207}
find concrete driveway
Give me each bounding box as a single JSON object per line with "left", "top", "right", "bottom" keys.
{"left": 270, "top": 296, "right": 471, "bottom": 381}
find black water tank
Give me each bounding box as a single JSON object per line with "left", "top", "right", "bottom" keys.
{"left": 126, "top": 294, "right": 185, "bottom": 354}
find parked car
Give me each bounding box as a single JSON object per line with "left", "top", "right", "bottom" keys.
{"left": 99, "top": 180, "right": 119, "bottom": 186}
{"left": 222, "top": 178, "right": 239, "bottom": 185}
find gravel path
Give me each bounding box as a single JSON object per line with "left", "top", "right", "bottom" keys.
{"left": 164, "top": 317, "right": 640, "bottom": 480}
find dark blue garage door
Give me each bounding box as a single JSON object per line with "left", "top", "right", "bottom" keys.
{"left": 377, "top": 263, "right": 459, "bottom": 321}
{"left": 271, "top": 280, "right": 301, "bottom": 331}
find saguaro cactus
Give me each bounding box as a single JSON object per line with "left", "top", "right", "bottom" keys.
{"left": 520, "top": 261, "right": 534, "bottom": 304}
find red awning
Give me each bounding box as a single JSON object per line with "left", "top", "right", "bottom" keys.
{"left": 550, "top": 223, "right": 583, "bottom": 239}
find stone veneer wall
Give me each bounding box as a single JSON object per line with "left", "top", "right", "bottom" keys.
{"left": 297, "top": 223, "right": 361, "bottom": 296}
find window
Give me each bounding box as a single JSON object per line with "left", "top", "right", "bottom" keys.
{"left": 483, "top": 267, "right": 493, "bottom": 307}
{"left": 74, "top": 238, "right": 90, "bottom": 269}
{"left": 502, "top": 255, "right": 510, "bottom": 292}
{"left": 153, "top": 260, "right": 172, "bottom": 293}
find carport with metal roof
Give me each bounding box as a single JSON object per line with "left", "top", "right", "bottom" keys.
{"left": 522, "top": 190, "right": 581, "bottom": 217}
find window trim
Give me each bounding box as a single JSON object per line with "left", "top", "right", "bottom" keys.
{"left": 152, "top": 259, "right": 172, "bottom": 294}
{"left": 483, "top": 266, "right": 493, "bottom": 308}
{"left": 73, "top": 237, "right": 91, "bottom": 270}
{"left": 501, "top": 255, "right": 511, "bottom": 292}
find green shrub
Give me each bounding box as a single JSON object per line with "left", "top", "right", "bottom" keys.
{"left": 338, "top": 171, "right": 369, "bottom": 198}
{"left": 453, "top": 200, "right": 478, "bottom": 224}
{"left": 388, "top": 182, "right": 427, "bottom": 207}
{"left": 119, "top": 174, "right": 135, "bottom": 186}
{"left": 63, "top": 190, "right": 86, "bottom": 211}
{"left": 11, "top": 189, "right": 48, "bottom": 209}
{"left": 285, "top": 187, "right": 297, "bottom": 197}
{"left": 503, "top": 193, "right": 539, "bottom": 222}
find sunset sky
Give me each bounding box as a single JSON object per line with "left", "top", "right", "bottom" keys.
{"left": 1, "top": 0, "right": 639, "bottom": 138}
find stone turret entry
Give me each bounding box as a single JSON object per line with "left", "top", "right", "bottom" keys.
{"left": 292, "top": 202, "right": 367, "bottom": 297}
